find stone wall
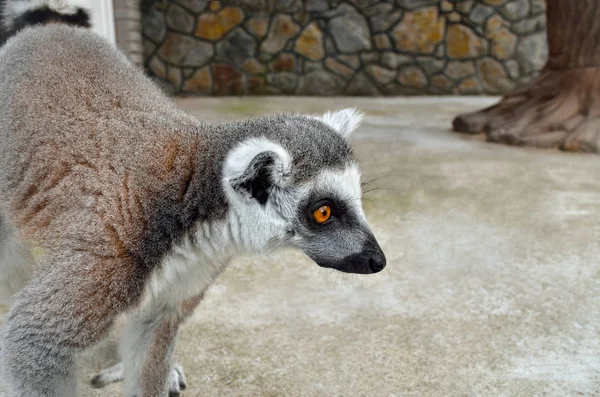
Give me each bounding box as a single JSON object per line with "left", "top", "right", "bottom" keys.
{"left": 142, "top": 0, "right": 548, "bottom": 95}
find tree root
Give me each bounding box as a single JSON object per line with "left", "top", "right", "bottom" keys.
{"left": 453, "top": 68, "right": 600, "bottom": 152}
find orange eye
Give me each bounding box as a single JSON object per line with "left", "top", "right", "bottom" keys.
{"left": 313, "top": 205, "right": 332, "bottom": 224}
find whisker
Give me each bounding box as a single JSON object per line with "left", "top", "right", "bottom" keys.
{"left": 325, "top": 269, "right": 335, "bottom": 281}
{"left": 361, "top": 174, "right": 404, "bottom": 187}
{"left": 329, "top": 270, "right": 341, "bottom": 284}
{"left": 265, "top": 242, "right": 285, "bottom": 257}
{"left": 362, "top": 186, "right": 402, "bottom": 194}
{"left": 346, "top": 196, "right": 376, "bottom": 204}
{"left": 347, "top": 196, "right": 365, "bottom": 202}
{"left": 264, "top": 234, "right": 290, "bottom": 257}
{"left": 362, "top": 174, "right": 404, "bottom": 184}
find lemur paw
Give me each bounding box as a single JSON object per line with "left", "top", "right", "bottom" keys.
{"left": 168, "top": 363, "right": 187, "bottom": 397}
{"left": 90, "top": 361, "right": 187, "bottom": 396}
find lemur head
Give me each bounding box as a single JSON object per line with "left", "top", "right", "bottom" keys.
{"left": 222, "top": 108, "right": 386, "bottom": 274}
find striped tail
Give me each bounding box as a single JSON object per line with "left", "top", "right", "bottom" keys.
{"left": 2, "top": 0, "right": 91, "bottom": 36}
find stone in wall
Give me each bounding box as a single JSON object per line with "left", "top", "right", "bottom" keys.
{"left": 398, "top": 66, "right": 428, "bottom": 89}
{"left": 369, "top": 4, "right": 402, "bottom": 33}
{"left": 446, "top": 24, "right": 487, "bottom": 59}
{"left": 270, "top": 54, "right": 296, "bottom": 73}
{"left": 500, "top": 0, "right": 530, "bottom": 20}
{"left": 195, "top": 7, "right": 243, "bottom": 40}
{"left": 275, "top": 0, "right": 303, "bottom": 13}
{"left": 244, "top": 16, "right": 269, "bottom": 38}
{"left": 477, "top": 57, "right": 515, "bottom": 93}
{"left": 175, "top": 0, "right": 209, "bottom": 13}
{"left": 345, "top": 72, "right": 379, "bottom": 96}
{"left": 484, "top": 0, "right": 509, "bottom": 6}
{"left": 490, "top": 27, "right": 516, "bottom": 59}
{"left": 297, "top": 70, "right": 344, "bottom": 95}
{"left": 511, "top": 14, "right": 545, "bottom": 34}
{"left": 455, "top": 77, "right": 483, "bottom": 94}
{"left": 157, "top": 33, "right": 213, "bottom": 67}
{"left": 431, "top": 74, "right": 453, "bottom": 93}
{"left": 374, "top": 34, "right": 390, "bottom": 49}
{"left": 215, "top": 28, "right": 255, "bottom": 64}
{"left": 469, "top": 4, "right": 494, "bottom": 25}
{"left": 417, "top": 57, "right": 445, "bottom": 76}
{"left": 183, "top": 66, "right": 212, "bottom": 94}
{"left": 392, "top": 7, "right": 445, "bottom": 54}
{"left": 456, "top": 1, "right": 474, "bottom": 14}
{"left": 396, "top": 0, "right": 439, "bottom": 10}
{"left": 305, "top": 0, "right": 328, "bottom": 13}
{"left": 242, "top": 58, "right": 265, "bottom": 74}
{"left": 267, "top": 72, "right": 298, "bottom": 94}
{"left": 295, "top": 23, "right": 324, "bottom": 60}
{"left": 445, "top": 61, "right": 475, "bottom": 81}
{"left": 325, "top": 57, "right": 354, "bottom": 77}
{"left": 328, "top": 5, "right": 372, "bottom": 53}
{"left": 338, "top": 54, "right": 361, "bottom": 69}
{"left": 517, "top": 32, "right": 548, "bottom": 75}
{"left": 213, "top": 64, "right": 244, "bottom": 95}
{"left": 166, "top": 4, "right": 196, "bottom": 34}
{"left": 366, "top": 65, "right": 396, "bottom": 85}
{"left": 143, "top": 8, "right": 166, "bottom": 43}
{"left": 143, "top": 0, "right": 549, "bottom": 96}
{"left": 530, "top": 0, "right": 546, "bottom": 14}
{"left": 381, "top": 52, "right": 413, "bottom": 69}
{"left": 260, "top": 14, "right": 300, "bottom": 54}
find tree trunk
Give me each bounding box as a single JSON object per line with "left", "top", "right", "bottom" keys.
{"left": 453, "top": 0, "right": 600, "bottom": 152}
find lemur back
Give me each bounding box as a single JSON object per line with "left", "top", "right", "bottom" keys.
{"left": 0, "top": 24, "right": 207, "bottom": 305}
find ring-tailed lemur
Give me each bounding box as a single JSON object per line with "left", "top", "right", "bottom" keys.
{"left": 0, "top": 1, "right": 386, "bottom": 396}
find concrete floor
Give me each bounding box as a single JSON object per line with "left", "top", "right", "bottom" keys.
{"left": 11, "top": 97, "right": 600, "bottom": 396}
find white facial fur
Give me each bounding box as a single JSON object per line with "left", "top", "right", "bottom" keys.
{"left": 222, "top": 137, "right": 292, "bottom": 190}
{"left": 221, "top": 136, "right": 303, "bottom": 251}
{"left": 313, "top": 163, "right": 367, "bottom": 223}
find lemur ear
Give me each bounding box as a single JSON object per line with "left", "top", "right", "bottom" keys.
{"left": 320, "top": 108, "right": 363, "bottom": 139}
{"left": 224, "top": 138, "right": 292, "bottom": 205}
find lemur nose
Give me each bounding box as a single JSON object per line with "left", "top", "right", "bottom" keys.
{"left": 368, "top": 253, "right": 386, "bottom": 273}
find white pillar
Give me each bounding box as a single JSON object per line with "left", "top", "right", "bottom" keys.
{"left": 85, "top": 0, "right": 116, "bottom": 44}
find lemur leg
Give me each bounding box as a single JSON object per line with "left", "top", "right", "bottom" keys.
{"left": 1, "top": 260, "right": 130, "bottom": 397}
{"left": 121, "top": 293, "right": 203, "bottom": 397}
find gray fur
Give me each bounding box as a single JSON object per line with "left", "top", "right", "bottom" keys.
{"left": 0, "top": 4, "right": 384, "bottom": 396}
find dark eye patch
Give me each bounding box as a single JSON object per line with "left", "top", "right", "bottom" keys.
{"left": 300, "top": 191, "right": 354, "bottom": 231}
